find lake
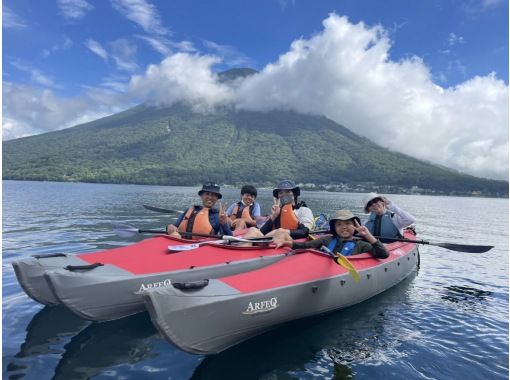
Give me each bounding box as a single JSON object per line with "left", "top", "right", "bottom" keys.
{"left": 2, "top": 180, "right": 508, "bottom": 379}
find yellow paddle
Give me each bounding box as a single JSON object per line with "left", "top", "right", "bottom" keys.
{"left": 333, "top": 253, "right": 360, "bottom": 283}
{"left": 308, "top": 234, "right": 360, "bottom": 283}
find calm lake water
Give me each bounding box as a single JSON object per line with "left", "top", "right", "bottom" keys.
{"left": 2, "top": 180, "right": 508, "bottom": 380}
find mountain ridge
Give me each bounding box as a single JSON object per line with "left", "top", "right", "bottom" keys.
{"left": 3, "top": 101, "right": 508, "bottom": 197}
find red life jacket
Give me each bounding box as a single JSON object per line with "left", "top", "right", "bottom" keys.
{"left": 178, "top": 206, "right": 214, "bottom": 239}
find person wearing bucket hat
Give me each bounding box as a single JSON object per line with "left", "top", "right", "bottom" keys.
{"left": 259, "top": 179, "right": 314, "bottom": 239}
{"left": 362, "top": 193, "right": 415, "bottom": 242}
{"left": 272, "top": 209, "right": 389, "bottom": 259}
{"left": 166, "top": 182, "right": 232, "bottom": 239}
{"left": 225, "top": 185, "right": 261, "bottom": 230}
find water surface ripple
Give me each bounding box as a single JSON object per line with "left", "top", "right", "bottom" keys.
{"left": 3, "top": 181, "right": 508, "bottom": 379}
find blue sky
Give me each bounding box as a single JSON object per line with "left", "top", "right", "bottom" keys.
{"left": 3, "top": 0, "right": 509, "bottom": 180}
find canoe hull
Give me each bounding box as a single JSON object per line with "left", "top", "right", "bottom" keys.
{"left": 144, "top": 240, "right": 419, "bottom": 354}
{"left": 45, "top": 254, "right": 286, "bottom": 322}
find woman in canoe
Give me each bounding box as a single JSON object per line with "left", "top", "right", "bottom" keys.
{"left": 166, "top": 182, "right": 233, "bottom": 239}
{"left": 273, "top": 209, "right": 389, "bottom": 258}
{"left": 362, "top": 193, "right": 415, "bottom": 242}
{"left": 259, "top": 180, "right": 314, "bottom": 238}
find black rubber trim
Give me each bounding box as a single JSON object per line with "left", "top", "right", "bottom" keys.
{"left": 172, "top": 279, "right": 209, "bottom": 290}
{"left": 32, "top": 253, "right": 67, "bottom": 259}
{"left": 65, "top": 263, "right": 104, "bottom": 271}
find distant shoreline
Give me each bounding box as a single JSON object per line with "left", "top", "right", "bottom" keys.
{"left": 4, "top": 179, "right": 508, "bottom": 199}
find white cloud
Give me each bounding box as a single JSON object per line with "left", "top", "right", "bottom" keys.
{"left": 42, "top": 36, "right": 73, "bottom": 58}
{"left": 111, "top": 0, "right": 169, "bottom": 35}
{"left": 232, "top": 14, "right": 508, "bottom": 180}
{"left": 203, "top": 40, "right": 255, "bottom": 68}
{"left": 9, "top": 60, "right": 58, "bottom": 87}
{"left": 2, "top": 82, "right": 129, "bottom": 140}
{"left": 448, "top": 33, "right": 465, "bottom": 46}
{"left": 57, "top": 0, "right": 94, "bottom": 20}
{"left": 109, "top": 38, "right": 139, "bottom": 71}
{"left": 85, "top": 39, "right": 108, "bottom": 60}
{"left": 128, "top": 53, "right": 233, "bottom": 111}
{"left": 137, "top": 35, "right": 172, "bottom": 55}
{"left": 3, "top": 5, "right": 27, "bottom": 29}
{"left": 5, "top": 14, "right": 508, "bottom": 180}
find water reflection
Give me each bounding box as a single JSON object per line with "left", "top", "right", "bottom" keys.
{"left": 441, "top": 284, "right": 493, "bottom": 309}
{"left": 52, "top": 313, "right": 158, "bottom": 380}
{"left": 6, "top": 306, "right": 89, "bottom": 380}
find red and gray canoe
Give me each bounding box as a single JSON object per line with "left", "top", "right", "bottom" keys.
{"left": 12, "top": 234, "right": 287, "bottom": 317}
{"left": 143, "top": 231, "right": 419, "bottom": 355}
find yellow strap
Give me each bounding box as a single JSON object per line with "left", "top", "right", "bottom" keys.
{"left": 334, "top": 254, "right": 361, "bottom": 283}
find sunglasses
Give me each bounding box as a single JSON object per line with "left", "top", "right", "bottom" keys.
{"left": 367, "top": 198, "right": 382, "bottom": 208}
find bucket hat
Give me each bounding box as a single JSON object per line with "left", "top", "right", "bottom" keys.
{"left": 362, "top": 192, "right": 382, "bottom": 213}
{"left": 198, "top": 182, "right": 222, "bottom": 199}
{"left": 272, "top": 180, "right": 300, "bottom": 198}
{"left": 329, "top": 209, "right": 361, "bottom": 235}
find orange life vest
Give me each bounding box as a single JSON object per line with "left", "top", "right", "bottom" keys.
{"left": 232, "top": 202, "right": 254, "bottom": 220}
{"left": 276, "top": 203, "right": 299, "bottom": 230}
{"left": 178, "top": 206, "right": 214, "bottom": 239}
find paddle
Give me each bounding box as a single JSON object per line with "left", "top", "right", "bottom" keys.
{"left": 113, "top": 222, "right": 273, "bottom": 243}
{"left": 320, "top": 245, "right": 360, "bottom": 283}
{"left": 113, "top": 223, "right": 227, "bottom": 239}
{"left": 168, "top": 236, "right": 274, "bottom": 252}
{"left": 372, "top": 236, "right": 494, "bottom": 253}
{"left": 142, "top": 204, "right": 184, "bottom": 214}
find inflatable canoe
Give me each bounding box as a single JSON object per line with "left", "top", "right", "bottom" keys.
{"left": 44, "top": 240, "right": 291, "bottom": 322}
{"left": 11, "top": 233, "right": 273, "bottom": 308}
{"left": 143, "top": 231, "right": 419, "bottom": 355}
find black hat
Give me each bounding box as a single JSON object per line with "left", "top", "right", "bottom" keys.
{"left": 198, "top": 182, "right": 222, "bottom": 199}
{"left": 272, "top": 180, "right": 300, "bottom": 198}
{"left": 241, "top": 185, "right": 257, "bottom": 198}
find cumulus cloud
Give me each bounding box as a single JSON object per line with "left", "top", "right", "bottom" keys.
{"left": 232, "top": 15, "right": 508, "bottom": 180}
{"left": 128, "top": 53, "right": 233, "bottom": 111}
{"left": 126, "top": 14, "right": 507, "bottom": 179}
{"left": 5, "top": 13, "right": 508, "bottom": 180}
{"left": 2, "top": 82, "right": 129, "bottom": 140}
{"left": 57, "top": 0, "right": 94, "bottom": 20}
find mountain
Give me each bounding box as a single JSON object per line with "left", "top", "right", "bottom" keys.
{"left": 3, "top": 102, "right": 508, "bottom": 197}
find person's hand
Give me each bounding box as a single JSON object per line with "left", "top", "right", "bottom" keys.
{"left": 167, "top": 224, "right": 178, "bottom": 234}
{"left": 219, "top": 202, "right": 228, "bottom": 225}
{"left": 272, "top": 228, "right": 293, "bottom": 248}
{"left": 380, "top": 196, "right": 391, "bottom": 206}
{"left": 354, "top": 219, "right": 377, "bottom": 243}
{"left": 270, "top": 198, "right": 281, "bottom": 221}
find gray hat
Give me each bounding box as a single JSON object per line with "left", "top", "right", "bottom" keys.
{"left": 329, "top": 209, "right": 361, "bottom": 235}
{"left": 198, "top": 182, "right": 222, "bottom": 199}
{"left": 362, "top": 192, "right": 382, "bottom": 213}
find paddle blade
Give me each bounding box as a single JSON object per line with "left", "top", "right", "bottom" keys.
{"left": 112, "top": 223, "right": 139, "bottom": 238}
{"left": 334, "top": 255, "right": 360, "bottom": 283}
{"left": 168, "top": 244, "right": 201, "bottom": 252}
{"left": 434, "top": 243, "right": 494, "bottom": 253}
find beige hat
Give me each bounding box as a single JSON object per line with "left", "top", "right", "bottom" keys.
{"left": 329, "top": 210, "right": 361, "bottom": 235}
{"left": 362, "top": 192, "right": 382, "bottom": 213}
